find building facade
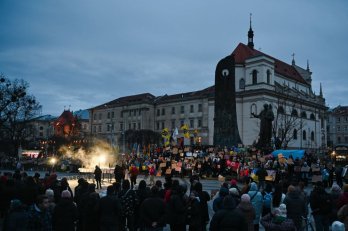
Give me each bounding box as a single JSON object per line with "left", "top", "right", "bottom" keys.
{"left": 88, "top": 25, "right": 328, "bottom": 151}
{"left": 327, "top": 106, "right": 348, "bottom": 148}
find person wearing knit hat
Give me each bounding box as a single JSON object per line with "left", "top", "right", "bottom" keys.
{"left": 61, "top": 190, "right": 71, "bottom": 198}
{"left": 241, "top": 193, "right": 250, "bottom": 202}
{"left": 332, "top": 221, "right": 345, "bottom": 231}
{"left": 237, "top": 194, "right": 255, "bottom": 231}
{"left": 261, "top": 203, "right": 296, "bottom": 231}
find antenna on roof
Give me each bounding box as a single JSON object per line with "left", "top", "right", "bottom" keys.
{"left": 64, "top": 105, "right": 66, "bottom": 111}
{"left": 307, "top": 59, "right": 310, "bottom": 71}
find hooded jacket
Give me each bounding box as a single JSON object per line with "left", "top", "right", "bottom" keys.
{"left": 247, "top": 182, "right": 263, "bottom": 224}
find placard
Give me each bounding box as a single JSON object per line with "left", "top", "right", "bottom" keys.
{"left": 184, "top": 147, "right": 190, "bottom": 152}
{"left": 259, "top": 157, "right": 265, "bottom": 163}
{"left": 175, "top": 166, "right": 182, "bottom": 172}
{"left": 173, "top": 148, "right": 178, "bottom": 154}
{"left": 171, "top": 163, "right": 177, "bottom": 169}
{"left": 312, "top": 175, "right": 322, "bottom": 183}
{"left": 159, "top": 163, "right": 166, "bottom": 168}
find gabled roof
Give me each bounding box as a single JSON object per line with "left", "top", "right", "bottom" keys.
{"left": 54, "top": 110, "right": 78, "bottom": 126}
{"left": 156, "top": 86, "right": 214, "bottom": 104}
{"left": 92, "top": 93, "right": 156, "bottom": 110}
{"left": 74, "top": 109, "right": 89, "bottom": 120}
{"left": 232, "top": 43, "right": 309, "bottom": 85}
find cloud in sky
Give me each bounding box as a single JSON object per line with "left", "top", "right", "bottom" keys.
{"left": 1, "top": 0, "right": 347, "bottom": 115}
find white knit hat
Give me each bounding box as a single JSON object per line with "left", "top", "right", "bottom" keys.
{"left": 332, "top": 221, "right": 345, "bottom": 231}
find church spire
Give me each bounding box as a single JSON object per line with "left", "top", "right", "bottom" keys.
{"left": 307, "top": 59, "right": 310, "bottom": 71}
{"left": 247, "top": 13, "right": 254, "bottom": 49}
{"left": 291, "top": 53, "right": 295, "bottom": 65}
{"left": 319, "top": 83, "right": 323, "bottom": 97}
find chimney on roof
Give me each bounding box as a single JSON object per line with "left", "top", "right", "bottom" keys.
{"left": 247, "top": 13, "right": 254, "bottom": 49}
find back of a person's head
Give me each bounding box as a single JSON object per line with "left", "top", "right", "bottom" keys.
{"left": 122, "top": 179, "right": 130, "bottom": 190}
{"left": 151, "top": 185, "right": 159, "bottom": 196}
{"left": 287, "top": 185, "right": 296, "bottom": 193}
{"left": 193, "top": 181, "right": 203, "bottom": 192}
{"left": 155, "top": 180, "right": 162, "bottom": 188}
{"left": 223, "top": 195, "right": 236, "bottom": 209}
{"left": 332, "top": 221, "right": 345, "bottom": 231}
{"left": 61, "top": 190, "right": 72, "bottom": 199}
{"left": 45, "top": 188, "right": 54, "bottom": 198}
{"left": 88, "top": 183, "right": 96, "bottom": 192}
{"left": 138, "top": 180, "right": 147, "bottom": 190}
{"left": 106, "top": 185, "right": 115, "bottom": 195}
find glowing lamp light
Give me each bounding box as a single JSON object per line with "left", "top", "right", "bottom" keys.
{"left": 98, "top": 155, "right": 106, "bottom": 167}
{"left": 50, "top": 157, "right": 57, "bottom": 165}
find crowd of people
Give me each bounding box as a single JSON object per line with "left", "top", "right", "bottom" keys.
{"left": 1, "top": 165, "right": 348, "bottom": 231}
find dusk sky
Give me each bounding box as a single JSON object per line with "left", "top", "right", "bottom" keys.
{"left": 1, "top": 1, "right": 347, "bottom": 116}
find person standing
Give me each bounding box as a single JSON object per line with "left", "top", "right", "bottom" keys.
{"left": 114, "top": 164, "right": 124, "bottom": 184}
{"left": 237, "top": 194, "right": 255, "bottom": 231}
{"left": 129, "top": 164, "right": 139, "bottom": 189}
{"left": 94, "top": 165, "right": 102, "bottom": 189}
{"left": 283, "top": 185, "right": 307, "bottom": 231}
{"left": 247, "top": 182, "right": 263, "bottom": 231}
{"left": 27, "top": 195, "right": 52, "bottom": 231}
{"left": 209, "top": 195, "right": 248, "bottom": 231}
{"left": 52, "top": 190, "right": 78, "bottom": 231}
{"left": 99, "top": 186, "right": 123, "bottom": 231}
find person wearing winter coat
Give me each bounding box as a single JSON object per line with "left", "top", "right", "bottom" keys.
{"left": 165, "top": 184, "right": 188, "bottom": 231}
{"left": 209, "top": 195, "right": 248, "bottom": 231}
{"left": 94, "top": 166, "right": 102, "bottom": 189}
{"left": 139, "top": 185, "right": 166, "bottom": 231}
{"left": 283, "top": 185, "right": 306, "bottom": 231}
{"left": 52, "top": 190, "right": 78, "bottom": 231}
{"left": 260, "top": 204, "right": 296, "bottom": 231}
{"left": 237, "top": 194, "right": 256, "bottom": 231}
{"left": 248, "top": 182, "right": 263, "bottom": 231}
{"left": 309, "top": 182, "right": 332, "bottom": 231}
{"left": 98, "top": 186, "right": 122, "bottom": 231}
{"left": 2, "top": 199, "right": 29, "bottom": 231}
{"left": 213, "top": 187, "right": 229, "bottom": 212}
{"left": 27, "top": 195, "right": 52, "bottom": 231}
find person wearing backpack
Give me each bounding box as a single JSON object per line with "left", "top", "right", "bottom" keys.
{"left": 262, "top": 183, "right": 273, "bottom": 216}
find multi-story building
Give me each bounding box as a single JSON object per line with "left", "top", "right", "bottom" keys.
{"left": 88, "top": 24, "right": 328, "bottom": 151}
{"left": 327, "top": 106, "right": 348, "bottom": 147}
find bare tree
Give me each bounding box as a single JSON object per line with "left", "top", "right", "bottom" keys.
{"left": 272, "top": 105, "right": 304, "bottom": 149}
{"left": 0, "top": 75, "right": 41, "bottom": 156}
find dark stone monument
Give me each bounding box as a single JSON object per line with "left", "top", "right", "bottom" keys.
{"left": 213, "top": 55, "right": 242, "bottom": 147}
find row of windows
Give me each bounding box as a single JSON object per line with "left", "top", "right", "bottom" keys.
{"left": 94, "top": 109, "right": 143, "bottom": 121}
{"left": 336, "top": 117, "right": 348, "bottom": 123}
{"left": 157, "top": 104, "right": 203, "bottom": 116}
{"left": 292, "top": 129, "right": 315, "bottom": 141}
{"left": 156, "top": 118, "right": 203, "bottom": 130}
{"left": 277, "top": 106, "right": 316, "bottom": 120}
{"left": 239, "top": 69, "right": 272, "bottom": 89}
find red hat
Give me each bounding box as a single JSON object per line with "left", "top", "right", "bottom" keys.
{"left": 230, "top": 179, "right": 237, "bottom": 186}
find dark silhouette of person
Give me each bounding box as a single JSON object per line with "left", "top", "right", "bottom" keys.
{"left": 94, "top": 165, "right": 102, "bottom": 189}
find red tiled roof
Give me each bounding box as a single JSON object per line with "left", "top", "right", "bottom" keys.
{"left": 232, "top": 43, "right": 308, "bottom": 85}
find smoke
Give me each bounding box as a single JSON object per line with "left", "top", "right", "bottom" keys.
{"left": 58, "top": 138, "right": 120, "bottom": 170}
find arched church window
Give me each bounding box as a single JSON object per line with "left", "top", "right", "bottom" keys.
{"left": 301, "top": 111, "right": 307, "bottom": 119}
{"left": 239, "top": 78, "right": 245, "bottom": 89}
{"left": 293, "top": 129, "right": 298, "bottom": 140}
{"left": 303, "top": 130, "right": 307, "bottom": 140}
{"left": 250, "top": 103, "right": 257, "bottom": 117}
{"left": 252, "top": 70, "right": 257, "bottom": 85}
{"left": 310, "top": 113, "right": 315, "bottom": 120}
{"left": 277, "top": 106, "right": 285, "bottom": 114}
{"left": 311, "top": 131, "right": 315, "bottom": 141}
{"left": 267, "top": 70, "right": 271, "bottom": 84}
{"left": 291, "top": 109, "right": 298, "bottom": 117}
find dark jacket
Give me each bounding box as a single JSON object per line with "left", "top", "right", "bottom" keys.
{"left": 209, "top": 196, "right": 248, "bottom": 231}
{"left": 165, "top": 191, "right": 187, "bottom": 225}
{"left": 3, "top": 207, "right": 29, "bottom": 231}
{"left": 140, "top": 196, "right": 166, "bottom": 228}
{"left": 237, "top": 201, "right": 256, "bottom": 231}
{"left": 260, "top": 213, "right": 297, "bottom": 231}
{"left": 52, "top": 198, "right": 78, "bottom": 231}
{"left": 309, "top": 186, "right": 332, "bottom": 216}
{"left": 283, "top": 190, "right": 306, "bottom": 230}
{"left": 98, "top": 194, "right": 122, "bottom": 230}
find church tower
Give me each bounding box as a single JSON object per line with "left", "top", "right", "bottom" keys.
{"left": 247, "top": 13, "right": 254, "bottom": 49}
